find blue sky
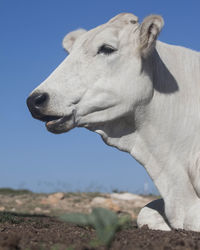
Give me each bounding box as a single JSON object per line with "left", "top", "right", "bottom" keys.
{"left": 1, "top": 0, "right": 200, "bottom": 193}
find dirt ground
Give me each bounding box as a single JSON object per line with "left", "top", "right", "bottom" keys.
{"left": 0, "top": 189, "right": 200, "bottom": 250}
{"left": 1, "top": 213, "right": 200, "bottom": 250}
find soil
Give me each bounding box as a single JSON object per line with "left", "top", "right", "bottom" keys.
{"left": 0, "top": 212, "right": 200, "bottom": 250}
{"left": 0, "top": 189, "right": 200, "bottom": 250}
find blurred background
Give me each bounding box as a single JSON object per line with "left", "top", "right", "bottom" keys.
{"left": 1, "top": 0, "right": 200, "bottom": 193}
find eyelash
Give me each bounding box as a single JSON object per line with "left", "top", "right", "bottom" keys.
{"left": 97, "top": 44, "right": 117, "bottom": 55}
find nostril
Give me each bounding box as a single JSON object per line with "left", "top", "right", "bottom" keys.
{"left": 26, "top": 92, "right": 49, "bottom": 115}
{"left": 34, "top": 93, "right": 48, "bottom": 107}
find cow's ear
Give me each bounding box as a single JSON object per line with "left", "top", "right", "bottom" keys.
{"left": 139, "top": 15, "right": 164, "bottom": 57}
{"left": 62, "top": 29, "right": 87, "bottom": 53}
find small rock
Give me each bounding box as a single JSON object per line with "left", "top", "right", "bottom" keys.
{"left": 110, "top": 193, "right": 150, "bottom": 208}
{"left": 41, "top": 192, "right": 65, "bottom": 205}
{"left": 43, "top": 209, "right": 50, "bottom": 214}
{"left": 0, "top": 207, "right": 5, "bottom": 212}
{"left": 34, "top": 207, "right": 42, "bottom": 212}
{"left": 91, "top": 197, "right": 120, "bottom": 212}
{"left": 15, "top": 199, "right": 23, "bottom": 205}
{"left": 110, "top": 192, "right": 144, "bottom": 201}
{"left": 34, "top": 207, "right": 50, "bottom": 214}
{"left": 50, "top": 192, "right": 65, "bottom": 200}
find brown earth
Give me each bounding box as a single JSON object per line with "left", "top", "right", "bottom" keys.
{"left": 1, "top": 213, "right": 200, "bottom": 250}
{"left": 0, "top": 189, "right": 199, "bottom": 250}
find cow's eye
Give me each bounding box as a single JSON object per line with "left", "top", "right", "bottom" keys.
{"left": 97, "top": 44, "right": 117, "bottom": 55}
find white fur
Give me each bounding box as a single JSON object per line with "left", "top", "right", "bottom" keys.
{"left": 28, "top": 13, "right": 200, "bottom": 231}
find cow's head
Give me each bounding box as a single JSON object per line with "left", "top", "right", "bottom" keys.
{"left": 27, "top": 13, "right": 164, "bottom": 134}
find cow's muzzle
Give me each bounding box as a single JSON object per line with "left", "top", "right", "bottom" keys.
{"left": 27, "top": 92, "right": 76, "bottom": 134}
{"left": 26, "top": 92, "right": 61, "bottom": 121}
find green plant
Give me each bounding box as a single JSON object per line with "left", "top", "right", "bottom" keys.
{"left": 60, "top": 207, "right": 129, "bottom": 247}
{"left": 0, "top": 212, "right": 24, "bottom": 224}
{"left": 0, "top": 188, "right": 32, "bottom": 196}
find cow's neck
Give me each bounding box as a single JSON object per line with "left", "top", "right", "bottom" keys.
{"left": 94, "top": 41, "right": 200, "bottom": 201}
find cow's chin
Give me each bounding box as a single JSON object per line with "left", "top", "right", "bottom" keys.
{"left": 45, "top": 114, "right": 75, "bottom": 134}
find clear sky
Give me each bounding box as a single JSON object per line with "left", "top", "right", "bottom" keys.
{"left": 1, "top": 0, "right": 200, "bottom": 193}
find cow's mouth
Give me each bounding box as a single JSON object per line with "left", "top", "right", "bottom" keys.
{"left": 37, "top": 115, "right": 62, "bottom": 123}
{"left": 45, "top": 116, "right": 65, "bottom": 127}
{"left": 41, "top": 114, "right": 75, "bottom": 134}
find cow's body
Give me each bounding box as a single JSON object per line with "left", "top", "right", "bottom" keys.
{"left": 27, "top": 13, "right": 200, "bottom": 231}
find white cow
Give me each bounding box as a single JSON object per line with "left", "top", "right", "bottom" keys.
{"left": 27, "top": 13, "right": 200, "bottom": 231}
